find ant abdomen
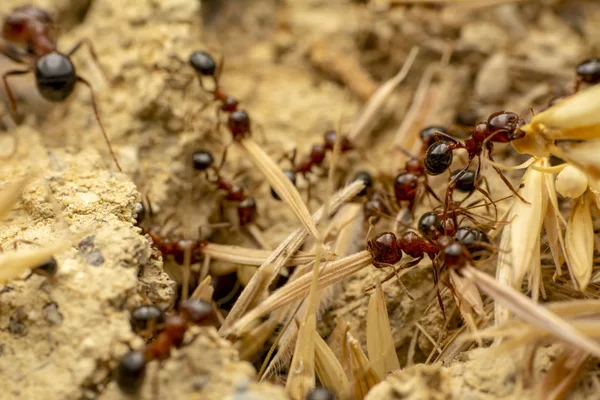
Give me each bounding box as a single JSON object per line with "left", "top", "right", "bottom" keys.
{"left": 35, "top": 53, "right": 76, "bottom": 102}
{"left": 450, "top": 169, "right": 476, "bottom": 192}
{"left": 352, "top": 170, "right": 373, "bottom": 196}
{"left": 189, "top": 51, "right": 217, "bottom": 76}
{"left": 179, "top": 299, "right": 217, "bottom": 325}
{"left": 130, "top": 305, "right": 165, "bottom": 335}
{"left": 424, "top": 141, "right": 453, "bottom": 175}
{"left": 456, "top": 227, "right": 491, "bottom": 260}
{"left": 116, "top": 350, "right": 147, "bottom": 394}
{"left": 576, "top": 58, "right": 600, "bottom": 85}
{"left": 417, "top": 212, "right": 444, "bottom": 241}
{"left": 368, "top": 232, "right": 402, "bottom": 266}
{"left": 192, "top": 150, "right": 214, "bottom": 171}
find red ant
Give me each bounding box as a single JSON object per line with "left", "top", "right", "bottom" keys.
{"left": 0, "top": 6, "right": 121, "bottom": 171}
{"left": 366, "top": 208, "right": 493, "bottom": 318}
{"left": 192, "top": 149, "right": 257, "bottom": 226}
{"left": 394, "top": 126, "right": 445, "bottom": 214}
{"left": 116, "top": 298, "right": 218, "bottom": 394}
{"left": 424, "top": 111, "right": 528, "bottom": 218}
{"left": 188, "top": 50, "right": 252, "bottom": 142}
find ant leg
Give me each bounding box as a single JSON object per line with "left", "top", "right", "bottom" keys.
{"left": 491, "top": 164, "right": 528, "bottom": 204}
{"left": 214, "top": 53, "right": 225, "bottom": 89}
{"left": 75, "top": 76, "right": 122, "bottom": 172}
{"left": 2, "top": 69, "right": 31, "bottom": 123}
{"left": 574, "top": 77, "right": 582, "bottom": 93}
{"left": 423, "top": 179, "right": 441, "bottom": 203}
{"left": 443, "top": 160, "right": 472, "bottom": 219}
{"left": 433, "top": 131, "right": 461, "bottom": 145}
{"left": 432, "top": 266, "right": 446, "bottom": 321}
{"left": 473, "top": 156, "right": 497, "bottom": 221}
{"left": 67, "top": 38, "right": 110, "bottom": 83}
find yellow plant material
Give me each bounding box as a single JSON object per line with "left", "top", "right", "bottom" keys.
{"left": 366, "top": 279, "right": 400, "bottom": 380}
{"left": 347, "top": 333, "right": 380, "bottom": 400}
{"left": 565, "top": 194, "right": 594, "bottom": 291}
{"left": 314, "top": 331, "right": 352, "bottom": 400}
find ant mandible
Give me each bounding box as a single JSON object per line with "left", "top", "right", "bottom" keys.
{"left": 423, "top": 111, "right": 528, "bottom": 218}
{"left": 1, "top": 6, "right": 122, "bottom": 171}
{"left": 116, "top": 298, "right": 218, "bottom": 394}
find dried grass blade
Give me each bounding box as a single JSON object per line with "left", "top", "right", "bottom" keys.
{"left": 0, "top": 176, "right": 29, "bottom": 220}
{"left": 464, "top": 266, "right": 600, "bottom": 358}
{"left": 229, "top": 251, "right": 372, "bottom": 336}
{"left": 565, "top": 194, "right": 593, "bottom": 291}
{"left": 545, "top": 300, "right": 600, "bottom": 317}
{"left": 367, "top": 279, "right": 399, "bottom": 379}
{"left": 347, "top": 333, "right": 380, "bottom": 399}
{"left": 220, "top": 181, "right": 364, "bottom": 335}
{"left": 348, "top": 46, "right": 419, "bottom": 145}
{"left": 537, "top": 350, "right": 588, "bottom": 400}
{"left": 202, "top": 243, "right": 322, "bottom": 266}
{"left": 239, "top": 138, "right": 319, "bottom": 238}
{"left": 314, "top": 331, "right": 352, "bottom": 400}
{"left": 237, "top": 318, "right": 279, "bottom": 361}
{"left": 190, "top": 275, "right": 214, "bottom": 301}
{"left": 0, "top": 240, "right": 70, "bottom": 283}
{"left": 495, "top": 215, "right": 512, "bottom": 326}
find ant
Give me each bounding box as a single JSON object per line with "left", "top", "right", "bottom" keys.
{"left": 394, "top": 126, "right": 445, "bottom": 214}
{"left": 189, "top": 50, "right": 252, "bottom": 142}
{"left": 192, "top": 149, "right": 257, "bottom": 226}
{"left": 1, "top": 6, "right": 122, "bottom": 171}
{"left": 574, "top": 58, "right": 600, "bottom": 92}
{"left": 366, "top": 208, "right": 492, "bottom": 318}
{"left": 130, "top": 304, "right": 165, "bottom": 340}
{"left": 424, "top": 111, "right": 528, "bottom": 218}
{"left": 116, "top": 298, "right": 218, "bottom": 394}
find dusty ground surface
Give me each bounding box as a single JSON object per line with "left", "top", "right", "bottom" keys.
{"left": 1, "top": 0, "right": 600, "bottom": 399}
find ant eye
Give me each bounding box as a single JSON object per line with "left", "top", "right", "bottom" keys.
{"left": 116, "top": 351, "right": 146, "bottom": 394}
{"left": 424, "top": 141, "right": 453, "bottom": 175}
{"left": 189, "top": 51, "right": 217, "bottom": 76}
{"left": 271, "top": 170, "right": 297, "bottom": 200}
{"left": 394, "top": 172, "right": 419, "bottom": 201}
{"left": 450, "top": 169, "right": 476, "bottom": 192}
{"left": 576, "top": 58, "right": 600, "bottom": 84}
{"left": 35, "top": 52, "right": 76, "bottom": 102}
{"left": 352, "top": 170, "right": 373, "bottom": 196}
{"left": 305, "top": 388, "right": 336, "bottom": 400}
{"left": 417, "top": 212, "right": 443, "bottom": 241}
{"left": 192, "top": 150, "right": 214, "bottom": 171}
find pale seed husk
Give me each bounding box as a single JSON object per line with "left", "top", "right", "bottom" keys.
{"left": 0, "top": 175, "right": 29, "bottom": 221}
{"left": 565, "top": 194, "right": 594, "bottom": 291}
{"left": 347, "top": 332, "right": 380, "bottom": 400}
{"left": 314, "top": 331, "right": 352, "bottom": 400}
{"left": 0, "top": 240, "right": 71, "bottom": 283}
{"left": 366, "top": 279, "right": 400, "bottom": 379}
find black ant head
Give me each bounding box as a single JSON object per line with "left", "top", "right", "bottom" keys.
{"left": 305, "top": 388, "right": 336, "bottom": 400}
{"left": 576, "top": 58, "right": 600, "bottom": 84}
{"left": 35, "top": 52, "right": 76, "bottom": 102}
{"left": 189, "top": 51, "right": 216, "bottom": 76}
{"left": 417, "top": 212, "right": 443, "bottom": 241}
{"left": 419, "top": 126, "right": 446, "bottom": 148}
{"left": 368, "top": 231, "right": 402, "bottom": 266}
{"left": 116, "top": 351, "right": 147, "bottom": 394}
{"left": 192, "top": 150, "right": 214, "bottom": 171}
{"left": 394, "top": 172, "right": 419, "bottom": 202}
{"left": 180, "top": 299, "right": 216, "bottom": 325}
{"left": 352, "top": 170, "right": 373, "bottom": 196}
{"left": 33, "top": 257, "right": 58, "bottom": 277}
{"left": 443, "top": 240, "right": 464, "bottom": 268}
{"left": 456, "top": 227, "right": 491, "bottom": 260}
{"left": 130, "top": 305, "right": 164, "bottom": 334}
{"left": 424, "top": 141, "right": 453, "bottom": 176}
{"left": 450, "top": 169, "right": 476, "bottom": 192}
{"left": 271, "top": 169, "right": 297, "bottom": 200}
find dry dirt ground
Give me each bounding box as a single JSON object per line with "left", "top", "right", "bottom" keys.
{"left": 1, "top": 0, "right": 600, "bottom": 399}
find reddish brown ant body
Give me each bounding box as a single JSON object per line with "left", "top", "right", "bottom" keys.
{"left": 1, "top": 6, "right": 121, "bottom": 171}
{"left": 192, "top": 149, "right": 257, "bottom": 226}
{"left": 145, "top": 226, "right": 206, "bottom": 265}
{"left": 116, "top": 299, "right": 218, "bottom": 394}
{"left": 424, "top": 111, "right": 528, "bottom": 216}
